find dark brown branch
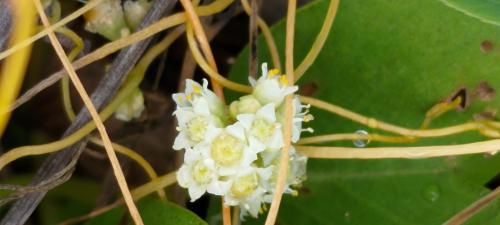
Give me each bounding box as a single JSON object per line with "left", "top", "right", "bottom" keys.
{"left": 0, "top": 1, "right": 177, "bottom": 224}
{"left": 248, "top": 0, "right": 259, "bottom": 78}
{"left": 0, "top": 0, "right": 12, "bottom": 51}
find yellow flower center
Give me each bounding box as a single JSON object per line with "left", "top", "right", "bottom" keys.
{"left": 187, "top": 116, "right": 209, "bottom": 142}
{"left": 192, "top": 161, "right": 212, "bottom": 184}
{"left": 251, "top": 119, "right": 274, "bottom": 142}
{"left": 231, "top": 173, "right": 259, "bottom": 198}
{"left": 211, "top": 133, "right": 244, "bottom": 167}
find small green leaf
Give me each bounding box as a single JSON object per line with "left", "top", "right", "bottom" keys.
{"left": 84, "top": 198, "right": 208, "bottom": 225}
{"left": 439, "top": 0, "right": 500, "bottom": 27}
{"left": 139, "top": 198, "right": 207, "bottom": 225}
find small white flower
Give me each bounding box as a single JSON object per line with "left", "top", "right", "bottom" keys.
{"left": 206, "top": 123, "right": 264, "bottom": 175}
{"left": 237, "top": 103, "right": 284, "bottom": 149}
{"left": 177, "top": 149, "right": 230, "bottom": 202}
{"left": 250, "top": 63, "right": 298, "bottom": 107}
{"left": 173, "top": 79, "right": 227, "bottom": 120}
{"left": 173, "top": 97, "right": 222, "bottom": 150}
{"left": 115, "top": 88, "right": 145, "bottom": 121}
{"left": 266, "top": 146, "right": 308, "bottom": 196}
{"left": 224, "top": 166, "right": 273, "bottom": 218}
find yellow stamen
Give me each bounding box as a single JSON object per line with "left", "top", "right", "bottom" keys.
{"left": 186, "top": 94, "right": 193, "bottom": 101}
{"left": 192, "top": 84, "right": 201, "bottom": 94}
{"left": 268, "top": 68, "right": 280, "bottom": 77}
{"left": 279, "top": 75, "right": 288, "bottom": 86}
{"left": 304, "top": 114, "right": 314, "bottom": 122}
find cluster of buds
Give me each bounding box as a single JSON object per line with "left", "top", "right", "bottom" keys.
{"left": 173, "top": 63, "right": 313, "bottom": 218}
{"left": 83, "top": 0, "right": 151, "bottom": 40}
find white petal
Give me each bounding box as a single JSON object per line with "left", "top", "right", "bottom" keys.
{"left": 202, "top": 78, "right": 209, "bottom": 90}
{"left": 253, "top": 79, "right": 283, "bottom": 106}
{"left": 185, "top": 79, "right": 201, "bottom": 95}
{"left": 173, "top": 133, "right": 190, "bottom": 150}
{"left": 248, "top": 136, "right": 266, "bottom": 153}
{"left": 192, "top": 98, "right": 210, "bottom": 116}
{"left": 174, "top": 109, "right": 195, "bottom": 126}
{"left": 268, "top": 128, "right": 284, "bottom": 149}
{"left": 257, "top": 103, "right": 276, "bottom": 123}
{"left": 291, "top": 125, "right": 301, "bottom": 143}
{"left": 172, "top": 93, "right": 189, "bottom": 107}
{"left": 282, "top": 86, "right": 298, "bottom": 96}
{"left": 204, "top": 127, "right": 222, "bottom": 143}
{"left": 242, "top": 198, "right": 261, "bottom": 218}
{"left": 261, "top": 149, "right": 280, "bottom": 166}
{"left": 176, "top": 165, "right": 191, "bottom": 188}
{"left": 226, "top": 123, "right": 246, "bottom": 141}
{"left": 207, "top": 180, "right": 230, "bottom": 196}
{"left": 188, "top": 184, "right": 206, "bottom": 202}
{"left": 241, "top": 149, "right": 258, "bottom": 166}
{"left": 184, "top": 148, "right": 200, "bottom": 163}
{"left": 258, "top": 167, "right": 273, "bottom": 180}
{"left": 261, "top": 63, "right": 268, "bottom": 78}
{"left": 236, "top": 114, "right": 254, "bottom": 129}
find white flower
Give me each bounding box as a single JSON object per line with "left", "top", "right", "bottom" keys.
{"left": 236, "top": 103, "right": 284, "bottom": 149}
{"left": 173, "top": 97, "right": 222, "bottom": 150}
{"left": 266, "top": 147, "right": 307, "bottom": 196}
{"left": 173, "top": 79, "right": 227, "bottom": 120}
{"left": 224, "top": 166, "right": 273, "bottom": 218}
{"left": 177, "top": 149, "right": 230, "bottom": 202}
{"left": 250, "top": 63, "right": 298, "bottom": 107}
{"left": 205, "top": 122, "right": 264, "bottom": 175}
{"left": 115, "top": 87, "right": 145, "bottom": 121}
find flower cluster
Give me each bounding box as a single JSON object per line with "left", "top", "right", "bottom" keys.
{"left": 173, "top": 63, "right": 312, "bottom": 218}
{"left": 84, "top": 0, "right": 151, "bottom": 40}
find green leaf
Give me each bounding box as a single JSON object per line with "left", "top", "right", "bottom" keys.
{"left": 439, "top": 0, "right": 500, "bottom": 27}
{"left": 226, "top": 0, "right": 500, "bottom": 224}
{"left": 84, "top": 198, "right": 208, "bottom": 225}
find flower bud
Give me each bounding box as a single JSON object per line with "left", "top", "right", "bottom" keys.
{"left": 115, "top": 88, "right": 145, "bottom": 121}
{"left": 84, "top": 0, "right": 130, "bottom": 40}
{"left": 229, "top": 95, "right": 262, "bottom": 118}
{"left": 123, "top": 0, "right": 151, "bottom": 30}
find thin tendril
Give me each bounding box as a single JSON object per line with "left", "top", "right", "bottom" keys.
{"left": 294, "top": 0, "right": 339, "bottom": 81}
{"left": 265, "top": 0, "right": 297, "bottom": 224}
{"left": 295, "top": 140, "right": 499, "bottom": 159}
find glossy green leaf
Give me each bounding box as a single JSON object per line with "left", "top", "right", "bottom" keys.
{"left": 84, "top": 198, "right": 208, "bottom": 225}
{"left": 439, "top": 0, "right": 500, "bottom": 27}
{"left": 226, "top": 0, "right": 500, "bottom": 224}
